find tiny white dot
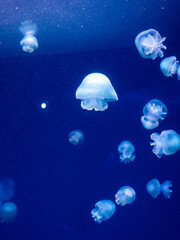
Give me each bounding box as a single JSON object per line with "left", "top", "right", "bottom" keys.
{"left": 41, "top": 103, "right": 46, "bottom": 109}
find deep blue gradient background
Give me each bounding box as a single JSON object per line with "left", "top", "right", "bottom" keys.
{"left": 0, "top": 42, "right": 180, "bottom": 240}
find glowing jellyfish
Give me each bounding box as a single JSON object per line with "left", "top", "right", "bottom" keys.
{"left": 75, "top": 73, "right": 118, "bottom": 111}
{"left": 146, "top": 178, "right": 172, "bottom": 199}
{"left": 20, "top": 35, "right": 38, "bottom": 53}
{"left": 141, "top": 99, "right": 167, "bottom": 130}
{"left": 68, "top": 130, "right": 84, "bottom": 145}
{"left": 19, "top": 20, "right": 38, "bottom": 53}
{"left": 150, "top": 129, "right": 180, "bottom": 158}
{"left": 118, "top": 140, "right": 135, "bottom": 164}
{"left": 135, "top": 29, "right": 166, "bottom": 59}
{"left": 0, "top": 178, "right": 15, "bottom": 204}
{"left": 115, "top": 186, "right": 136, "bottom": 206}
{"left": 0, "top": 202, "right": 17, "bottom": 223}
{"left": 160, "top": 56, "right": 180, "bottom": 80}
{"left": 91, "top": 200, "right": 116, "bottom": 223}
{"left": 41, "top": 103, "right": 47, "bottom": 109}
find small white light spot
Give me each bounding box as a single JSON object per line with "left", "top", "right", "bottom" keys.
{"left": 41, "top": 103, "right": 46, "bottom": 109}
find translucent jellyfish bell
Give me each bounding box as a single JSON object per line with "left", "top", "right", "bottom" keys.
{"left": 76, "top": 73, "right": 118, "bottom": 111}
{"left": 68, "top": 130, "right": 84, "bottom": 145}
{"left": 118, "top": 140, "right": 135, "bottom": 164}
{"left": 160, "top": 56, "right": 180, "bottom": 80}
{"left": 135, "top": 29, "right": 166, "bottom": 59}
{"left": 150, "top": 130, "right": 180, "bottom": 158}
{"left": 0, "top": 202, "right": 17, "bottom": 223}
{"left": 19, "top": 20, "right": 37, "bottom": 35}
{"left": 115, "top": 186, "right": 136, "bottom": 206}
{"left": 20, "top": 35, "right": 38, "bottom": 53}
{"left": 141, "top": 99, "right": 167, "bottom": 130}
{"left": 91, "top": 200, "right": 116, "bottom": 223}
{"left": 146, "top": 178, "right": 172, "bottom": 199}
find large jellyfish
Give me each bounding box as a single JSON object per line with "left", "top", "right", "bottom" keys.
{"left": 0, "top": 202, "right": 17, "bottom": 223}
{"left": 135, "top": 29, "right": 166, "bottom": 59}
{"left": 19, "top": 20, "right": 38, "bottom": 53}
{"left": 160, "top": 56, "right": 180, "bottom": 80}
{"left": 115, "top": 186, "right": 136, "bottom": 206}
{"left": 91, "top": 200, "right": 116, "bottom": 223}
{"left": 150, "top": 129, "right": 180, "bottom": 158}
{"left": 68, "top": 130, "right": 84, "bottom": 145}
{"left": 141, "top": 99, "right": 167, "bottom": 130}
{"left": 75, "top": 73, "right": 118, "bottom": 111}
{"left": 118, "top": 140, "right": 135, "bottom": 164}
{"left": 146, "top": 178, "right": 172, "bottom": 199}
{"left": 0, "top": 178, "right": 15, "bottom": 204}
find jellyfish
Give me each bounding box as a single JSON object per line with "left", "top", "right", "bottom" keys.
{"left": 0, "top": 178, "right": 15, "bottom": 204}
{"left": 19, "top": 20, "right": 38, "bottom": 53}
{"left": 91, "top": 200, "right": 116, "bottom": 223}
{"left": 141, "top": 99, "right": 167, "bottom": 130}
{"left": 68, "top": 130, "right": 84, "bottom": 145}
{"left": 75, "top": 73, "right": 118, "bottom": 111}
{"left": 117, "top": 140, "right": 135, "bottom": 164}
{"left": 150, "top": 129, "right": 180, "bottom": 158}
{"left": 115, "top": 186, "right": 136, "bottom": 206}
{"left": 135, "top": 29, "right": 166, "bottom": 59}
{"left": 146, "top": 178, "right": 172, "bottom": 199}
{"left": 160, "top": 56, "right": 180, "bottom": 80}
{"left": 20, "top": 35, "right": 38, "bottom": 53}
{"left": 0, "top": 202, "right": 17, "bottom": 223}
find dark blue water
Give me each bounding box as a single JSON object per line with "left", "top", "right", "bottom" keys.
{"left": 0, "top": 1, "right": 180, "bottom": 239}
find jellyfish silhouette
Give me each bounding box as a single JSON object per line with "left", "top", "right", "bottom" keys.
{"left": 0, "top": 202, "right": 17, "bottom": 223}
{"left": 91, "top": 200, "right": 116, "bottom": 223}
{"left": 160, "top": 56, "right": 180, "bottom": 80}
{"left": 118, "top": 141, "right": 135, "bottom": 164}
{"left": 135, "top": 29, "right": 166, "bottom": 59}
{"left": 146, "top": 178, "right": 172, "bottom": 199}
{"left": 68, "top": 130, "right": 84, "bottom": 145}
{"left": 150, "top": 129, "right": 180, "bottom": 158}
{"left": 115, "top": 186, "right": 136, "bottom": 206}
{"left": 141, "top": 99, "right": 167, "bottom": 130}
{"left": 76, "top": 73, "right": 118, "bottom": 111}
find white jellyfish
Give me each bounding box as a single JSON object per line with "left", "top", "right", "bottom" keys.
{"left": 75, "top": 73, "right": 118, "bottom": 111}
{"left": 150, "top": 129, "right": 180, "bottom": 158}
{"left": 135, "top": 29, "right": 166, "bottom": 60}
{"left": 118, "top": 140, "right": 135, "bottom": 164}
{"left": 115, "top": 186, "right": 136, "bottom": 206}
{"left": 141, "top": 99, "right": 167, "bottom": 130}
{"left": 146, "top": 178, "right": 172, "bottom": 199}
{"left": 160, "top": 56, "right": 180, "bottom": 80}
{"left": 91, "top": 200, "right": 116, "bottom": 223}
{"left": 19, "top": 20, "right": 38, "bottom": 53}
{"left": 0, "top": 202, "right": 17, "bottom": 223}
{"left": 68, "top": 130, "right": 84, "bottom": 145}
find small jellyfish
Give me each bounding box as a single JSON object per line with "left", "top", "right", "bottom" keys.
{"left": 68, "top": 130, "right": 84, "bottom": 145}
{"left": 146, "top": 178, "right": 172, "bottom": 199}
{"left": 118, "top": 140, "right": 135, "bottom": 164}
{"left": 20, "top": 35, "right": 38, "bottom": 53}
{"left": 0, "top": 202, "right": 17, "bottom": 223}
{"left": 19, "top": 20, "right": 37, "bottom": 35}
{"left": 135, "top": 29, "right": 166, "bottom": 59}
{"left": 91, "top": 200, "right": 116, "bottom": 223}
{"left": 115, "top": 186, "right": 136, "bottom": 206}
{"left": 76, "top": 73, "right": 118, "bottom": 111}
{"left": 141, "top": 99, "right": 167, "bottom": 130}
{"left": 160, "top": 56, "right": 180, "bottom": 80}
{"left": 150, "top": 129, "right": 180, "bottom": 158}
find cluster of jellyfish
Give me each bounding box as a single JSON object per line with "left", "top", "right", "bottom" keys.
{"left": 0, "top": 178, "right": 17, "bottom": 223}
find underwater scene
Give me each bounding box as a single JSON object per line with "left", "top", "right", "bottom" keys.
{"left": 0, "top": 0, "right": 180, "bottom": 240}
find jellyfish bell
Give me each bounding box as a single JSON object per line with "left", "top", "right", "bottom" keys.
{"left": 68, "top": 130, "right": 84, "bottom": 145}
{"left": 20, "top": 35, "right": 38, "bottom": 53}
{"left": 19, "top": 20, "right": 37, "bottom": 35}
{"left": 135, "top": 29, "right": 166, "bottom": 59}
{"left": 115, "top": 186, "right": 136, "bottom": 206}
{"left": 75, "top": 73, "right": 118, "bottom": 111}
{"left": 0, "top": 202, "right": 17, "bottom": 223}
{"left": 160, "top": 56, "right": 180, "bottom": 79}
{"left": 91, "top": 200, "right": 116, "bottom": 223}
